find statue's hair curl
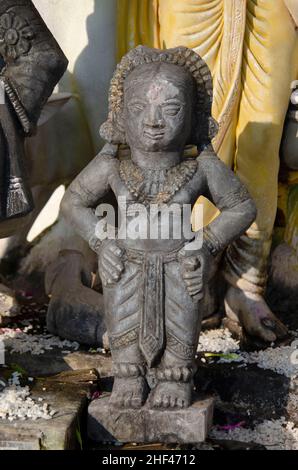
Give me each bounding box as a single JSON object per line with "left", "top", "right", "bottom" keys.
{"left": 100, "top": 45, "right": 218, "bottom": 149}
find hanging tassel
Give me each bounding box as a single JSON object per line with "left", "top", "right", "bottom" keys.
{"left": 5, "top": 176, "right": 32, "bottom": 219}
{"left": 0, "top": 98, "right": 34, "bottom": 220}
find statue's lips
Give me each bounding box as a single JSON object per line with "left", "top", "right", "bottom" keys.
{"left": 144, "top": 129, "right": 165, "bottom": 140}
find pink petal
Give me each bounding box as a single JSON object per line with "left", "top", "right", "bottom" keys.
{"left": 217, "top": 421, "right": 246, "bottom": 432}
{"left": 91, "top": 391, "right": 102, "bottom": 400}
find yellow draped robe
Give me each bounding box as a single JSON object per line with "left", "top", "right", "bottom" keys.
{"left": 117, "top": 0, "right": 298, "bottom": 294}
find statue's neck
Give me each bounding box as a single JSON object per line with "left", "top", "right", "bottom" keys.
{"left": 130, "top": 148, "right": 182, "bottom": 170}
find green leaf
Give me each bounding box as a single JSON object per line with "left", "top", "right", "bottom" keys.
{"left": 75, "top": 420, "right": 83, "bottom": 450}
{"left": 204, "top": 352, "right": 240, "bottom": 361}
{"left": 10, "top": 363, "right": 28, "bottom": 376}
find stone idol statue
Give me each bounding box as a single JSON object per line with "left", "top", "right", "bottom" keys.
{"left": 0, "top": 0, "right": 67, "bottom": 221}
{"left": 62, "top": 46, "right": 256, "bottom": 441}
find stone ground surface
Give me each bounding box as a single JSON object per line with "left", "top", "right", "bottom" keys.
{"left": 0, "top": 289, "right": 297, "bottom": 450}
{"left": 0, "top": 369, "right": 99, "bottom": 450}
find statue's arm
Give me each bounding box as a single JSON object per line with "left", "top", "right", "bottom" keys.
{"left": 61, "top": 148, "right": 117, "bottom": 249}
{"left": 199, "top": 151, "right": 257, "bottom": 256}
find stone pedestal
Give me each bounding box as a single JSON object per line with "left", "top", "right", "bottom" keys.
{"left": 88, "top": 394, "right": 214, "bottom": 444}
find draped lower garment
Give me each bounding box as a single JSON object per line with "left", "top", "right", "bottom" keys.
{"left": 103, "top": 246, "right": 201, "bottom": 368}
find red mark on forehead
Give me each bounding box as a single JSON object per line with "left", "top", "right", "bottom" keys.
{"left": 147, "top": 83, "right": 163, "bottom": 101}
{"left": 146, "top": 79, "right": 180, "bottom": 103}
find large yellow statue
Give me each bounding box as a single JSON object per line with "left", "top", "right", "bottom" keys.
{"left": 117, "top": 0, "right": 298, "bottom": 343}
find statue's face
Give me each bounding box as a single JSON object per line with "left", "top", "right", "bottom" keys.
{"left": 124, "top": 63, "right": 194, "bottom": 152}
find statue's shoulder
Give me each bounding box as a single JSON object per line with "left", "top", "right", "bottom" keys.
{"left": 94, "top": 144, "right": 120, "bottom": 171}
{"left": 196, "top": 146, "right": 220, "bottom": 169}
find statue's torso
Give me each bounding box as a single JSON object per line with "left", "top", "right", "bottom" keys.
{"left": 106, "top": 160, "right": 203, "bottom": 252}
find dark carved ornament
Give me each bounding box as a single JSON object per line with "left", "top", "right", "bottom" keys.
{"left": 0, "top": 11, "right": 35, "bottom": 61}
{"left": 119, "top": 159, "right": 198, "bottom": 206}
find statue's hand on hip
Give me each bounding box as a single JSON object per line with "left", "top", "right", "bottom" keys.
{"left": 179, "top": 244, "right": 212, "bottom": 302}
{"left": 98, "top": 239, "right": 125, "bottom": 287}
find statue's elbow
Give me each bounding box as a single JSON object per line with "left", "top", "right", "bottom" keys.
{"left": 60, "top": 190, "right": 72, "bottom": 224}
{"left": 55, "top": 53, "right": 68, "bottom": 80}
{"left": 46, "top": 48, "right": 68, "bottom": 83}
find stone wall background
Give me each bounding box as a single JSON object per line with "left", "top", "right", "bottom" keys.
{"left": 34, "top": 0, "right": 117, "bottom": 150}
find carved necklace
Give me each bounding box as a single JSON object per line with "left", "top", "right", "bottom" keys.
{"left": 119, "top": 159, "right": 198, "bottom": 206}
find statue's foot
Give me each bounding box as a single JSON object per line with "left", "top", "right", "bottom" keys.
{"left": 224, "top": 286, "right": 288, "bottom": 343}
{"left": 149, "top": 381, "right": 192, "bottom": 409}
{"left": 46, "top": 286, "right": 106, "bottom": 346}
{"left": 109, "top": 377, "right": 148, "bottom": 409}
{"left": 45, "top": 250, "right": 106, "bottom": 346}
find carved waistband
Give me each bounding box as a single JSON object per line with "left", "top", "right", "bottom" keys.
{"left": 121, "top": 244, "right": 184, "bottom": 265}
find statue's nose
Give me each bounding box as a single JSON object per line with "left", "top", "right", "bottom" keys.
{"left": 144, "top": 105, "right": 164, "bottom": 128}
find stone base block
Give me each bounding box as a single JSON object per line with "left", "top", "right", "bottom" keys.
{"left": 88, "top": 394, "right": 214, "bottom": 444}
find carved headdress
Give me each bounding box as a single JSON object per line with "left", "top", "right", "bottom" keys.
{"left": 100, "top": 45, "right": 218, "bottom": 150}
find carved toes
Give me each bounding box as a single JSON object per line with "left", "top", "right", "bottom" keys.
{"left": 176, "top": 397, "right": 186, "bottom": 409}
{"left": 149, "top": 382, "right": 192, "bottom": 409}
{"left": 110, "top": 377, "right": 148, "bottom": 409}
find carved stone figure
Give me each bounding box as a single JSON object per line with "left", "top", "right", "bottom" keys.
{"left": 281, "top": 87, "right": 298, "bottom": 176}
{"left": 43, "top": 0, "right": 295, "bottom": 347}
{"left": 0, "top": 1, "right": 113, "bottom": 332}
{"left": 0, "top": 0, "right": 67, "bottom": 222}
{"left": 62, "top": 46, "right": 256, "bottom": 410}
{"left": 269, "top": 85, "right": 298, "bottom": 309}
{"left": 118, "top": 0, "right": 297, "bottom": 344}
{"left": 0, "top": 0, "right": 68, "bottom": 323}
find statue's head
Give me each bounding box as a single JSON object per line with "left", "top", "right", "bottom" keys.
{"left": 123, "top": 62, "right": 195, "bottom": 152}
{"left": 100, "top": 46, "right": 218, "bottom": 152}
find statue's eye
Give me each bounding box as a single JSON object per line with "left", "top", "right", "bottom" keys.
{"left": 163, "top": 105, "right": 181, "bottom": 116}
{"left": 129, "top": 102, "right": 145, "bottom": 113}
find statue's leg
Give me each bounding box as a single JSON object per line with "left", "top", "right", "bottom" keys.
{"left": 102, "top": 260, "right": 149, "bottom": 409}
{"left": 222, "top": 0, "right": 298, "bottom": 342}
{"left": 149, "top": 260, "right": 202, "bottom": 409}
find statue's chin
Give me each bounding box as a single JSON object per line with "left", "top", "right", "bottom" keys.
{"left": 140, "top": 140, "right": 165, "bottom": 152}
